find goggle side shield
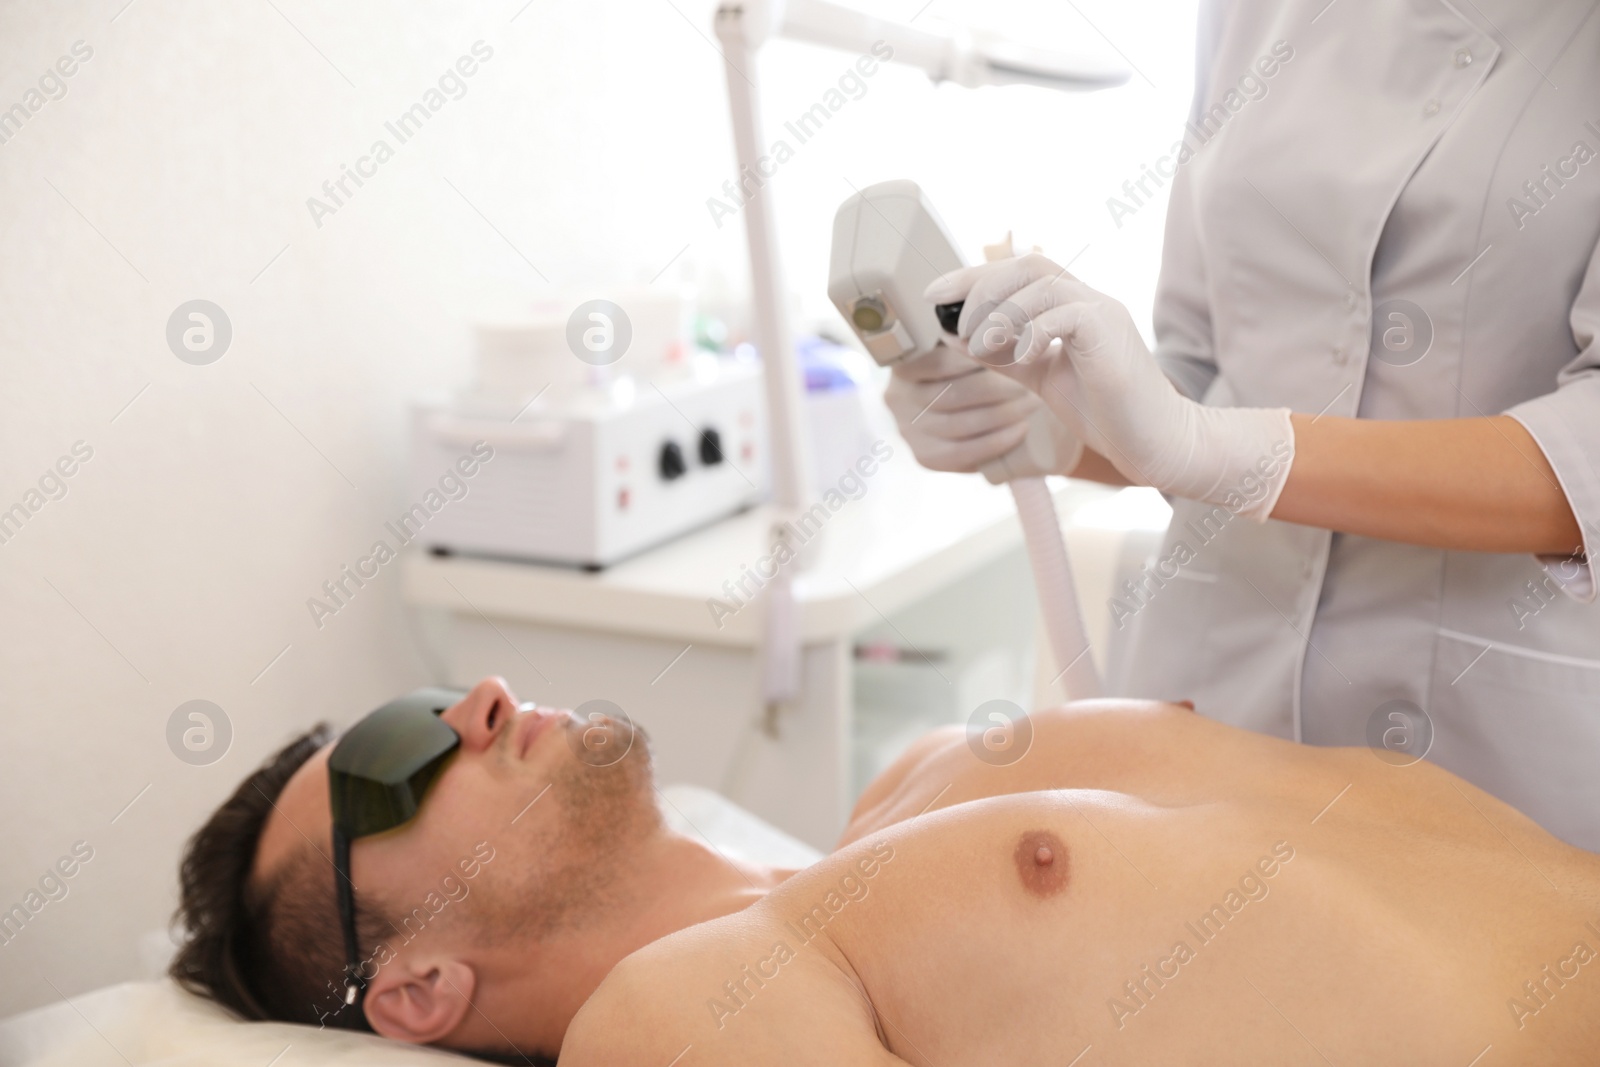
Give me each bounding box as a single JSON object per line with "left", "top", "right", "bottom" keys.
{"left": 326, "top": 686, "right": 467, "bottom": 1019}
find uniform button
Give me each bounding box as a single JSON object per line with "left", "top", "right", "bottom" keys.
{"left": 1423, "top": 99, "right": 1441, "bottom": 116}
{"left": 1454, "top": 48, "right": 1473, "bottom": 68}
{"left": 1344, "top": 291, "right": 1359, "bottom": 311}
{"left": 1332, "top": 344, "right": 1347, "bottom": 363}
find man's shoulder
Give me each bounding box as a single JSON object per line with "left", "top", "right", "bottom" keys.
{"left": 561, "top": 870, "right": 905, "bottom": 1066}
{"left": 846, "top": 723, "right": 964, "bottom": 826}
{"left": 560, "top": 947, "right": 683, "bottom": 1066}
{"left": 844, "top": 700, "right": 1217, "bottom": 842}
{"left": 561, "top": 922, "right": 771, "bottom": 1065}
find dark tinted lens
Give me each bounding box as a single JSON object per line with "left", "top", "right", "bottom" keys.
{"left": 329, "top": 688, "right": 464, "bottom": 838}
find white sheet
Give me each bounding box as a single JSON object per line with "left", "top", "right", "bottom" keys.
{"left": 0, "top": 784, "right": 823, "bottom": 1066}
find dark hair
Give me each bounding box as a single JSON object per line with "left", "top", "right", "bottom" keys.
{"left": 169, "top": 724, "right": 370, "bottom": 1029}
{"left": 169, "top": 724, "right": 558, "bottom": 1065}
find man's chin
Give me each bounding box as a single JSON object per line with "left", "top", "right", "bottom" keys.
{"left": 559, "top": 706, "right": 649, "bottom": 772}
{"left": 551, "top": 713, "right": 655, "bottom": 822}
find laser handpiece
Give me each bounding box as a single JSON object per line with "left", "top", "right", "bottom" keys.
{"left": 827, "top": 180, "right": 1101, "bottom": 698}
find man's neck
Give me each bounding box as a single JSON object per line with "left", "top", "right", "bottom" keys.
{"left": 613, "top": 828, "right": 792, "bottom": 942}
{"left": 515, "top": 826, "right": 793, "bottom": 990}
{"left": 472, "top": 826, "right": 795, "bottom": 1052}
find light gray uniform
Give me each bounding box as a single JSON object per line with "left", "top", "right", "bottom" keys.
{"left": 1112, "top": 0, "right": 1600, "bottom": 847}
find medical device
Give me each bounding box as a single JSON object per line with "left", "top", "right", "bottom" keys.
{"left": 713, "top": 2, "right": 1125, "bottom": 716}
{"left": 716, "top": 0, "right": 1129, "bottom": 522}
{"left": 828, "top": 180, "right": 1101, "bottom": 697}
{"left": 410, "top": 355, "right": 766, "bottom": 569}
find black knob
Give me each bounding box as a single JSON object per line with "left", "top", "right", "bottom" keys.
{"left": 659, "top": 440, "right": 687, "bottom": 481}
{"left": 698, "top": 427, "right": 723, "bottom": 466}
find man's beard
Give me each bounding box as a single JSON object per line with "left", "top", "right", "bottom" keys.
{"left": 492, "top": 717, "right": 659, "bottom": 941}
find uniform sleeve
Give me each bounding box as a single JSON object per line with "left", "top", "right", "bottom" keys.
{"left": 1504, "top": 233, "right": 1600, "bottom": 603}
{"left": 1152, "top": 0, "right": 1224, "bottom": 402}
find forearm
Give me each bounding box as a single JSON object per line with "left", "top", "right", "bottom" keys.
{"left": 941, "top": 258, "right": 1579, "bottom": 548}
{"left": 1066, "top": 447, "right": 1131, "bottom": 486}
{"left": 1272, "top": 413, "right": 1582, "bottom": 554}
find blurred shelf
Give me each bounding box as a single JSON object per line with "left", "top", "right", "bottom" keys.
{"left": 403, "top": 464, "right": 1106, "bottom": 648}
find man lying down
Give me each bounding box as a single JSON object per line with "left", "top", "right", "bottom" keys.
{"left": 171, "top": 678, "right": 1600, "bottom": 1065}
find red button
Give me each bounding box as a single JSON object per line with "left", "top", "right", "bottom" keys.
{"left": 617, "top": 487, "right": 630, "bottom": 510}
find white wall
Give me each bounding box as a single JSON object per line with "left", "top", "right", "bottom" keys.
{"left": 0, "top": 0, "right": 1195, "bottom": 1014}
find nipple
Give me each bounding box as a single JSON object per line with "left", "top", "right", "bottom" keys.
{"left": 1014, "top": 830, "right": 1069, "bottom": 898}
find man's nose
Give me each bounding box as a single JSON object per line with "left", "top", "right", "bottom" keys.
{"left": 444, "top": 677, "right": 520, "bottom": 751}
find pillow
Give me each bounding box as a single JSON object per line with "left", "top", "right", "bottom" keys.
{"left": 0, "top": 978, "right": 469, "bottom": 1066}
{"left": 657, "top": 783, "right": 822, "bottom": 869}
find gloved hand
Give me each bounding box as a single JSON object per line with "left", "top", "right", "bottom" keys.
{"left": 884, "top": 341, "right": 1084, "bottom": 484}
{"left": 925, "top": 254, "right": 1295, "bottom": 519}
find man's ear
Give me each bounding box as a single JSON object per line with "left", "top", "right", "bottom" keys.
{"left": 364, "top": 954, "right": 476, "bottom": 1044}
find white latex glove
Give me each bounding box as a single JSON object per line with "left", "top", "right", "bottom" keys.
{"left": 884, "top": 341, "right": 1084, "bottom": 484}
{"left": 925, "top": 254, "right": 1295, "bottom": 519}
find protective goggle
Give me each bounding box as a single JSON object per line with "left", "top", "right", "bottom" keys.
{"left": 327, "top": 687, "right": 467, "bottom": 1015}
